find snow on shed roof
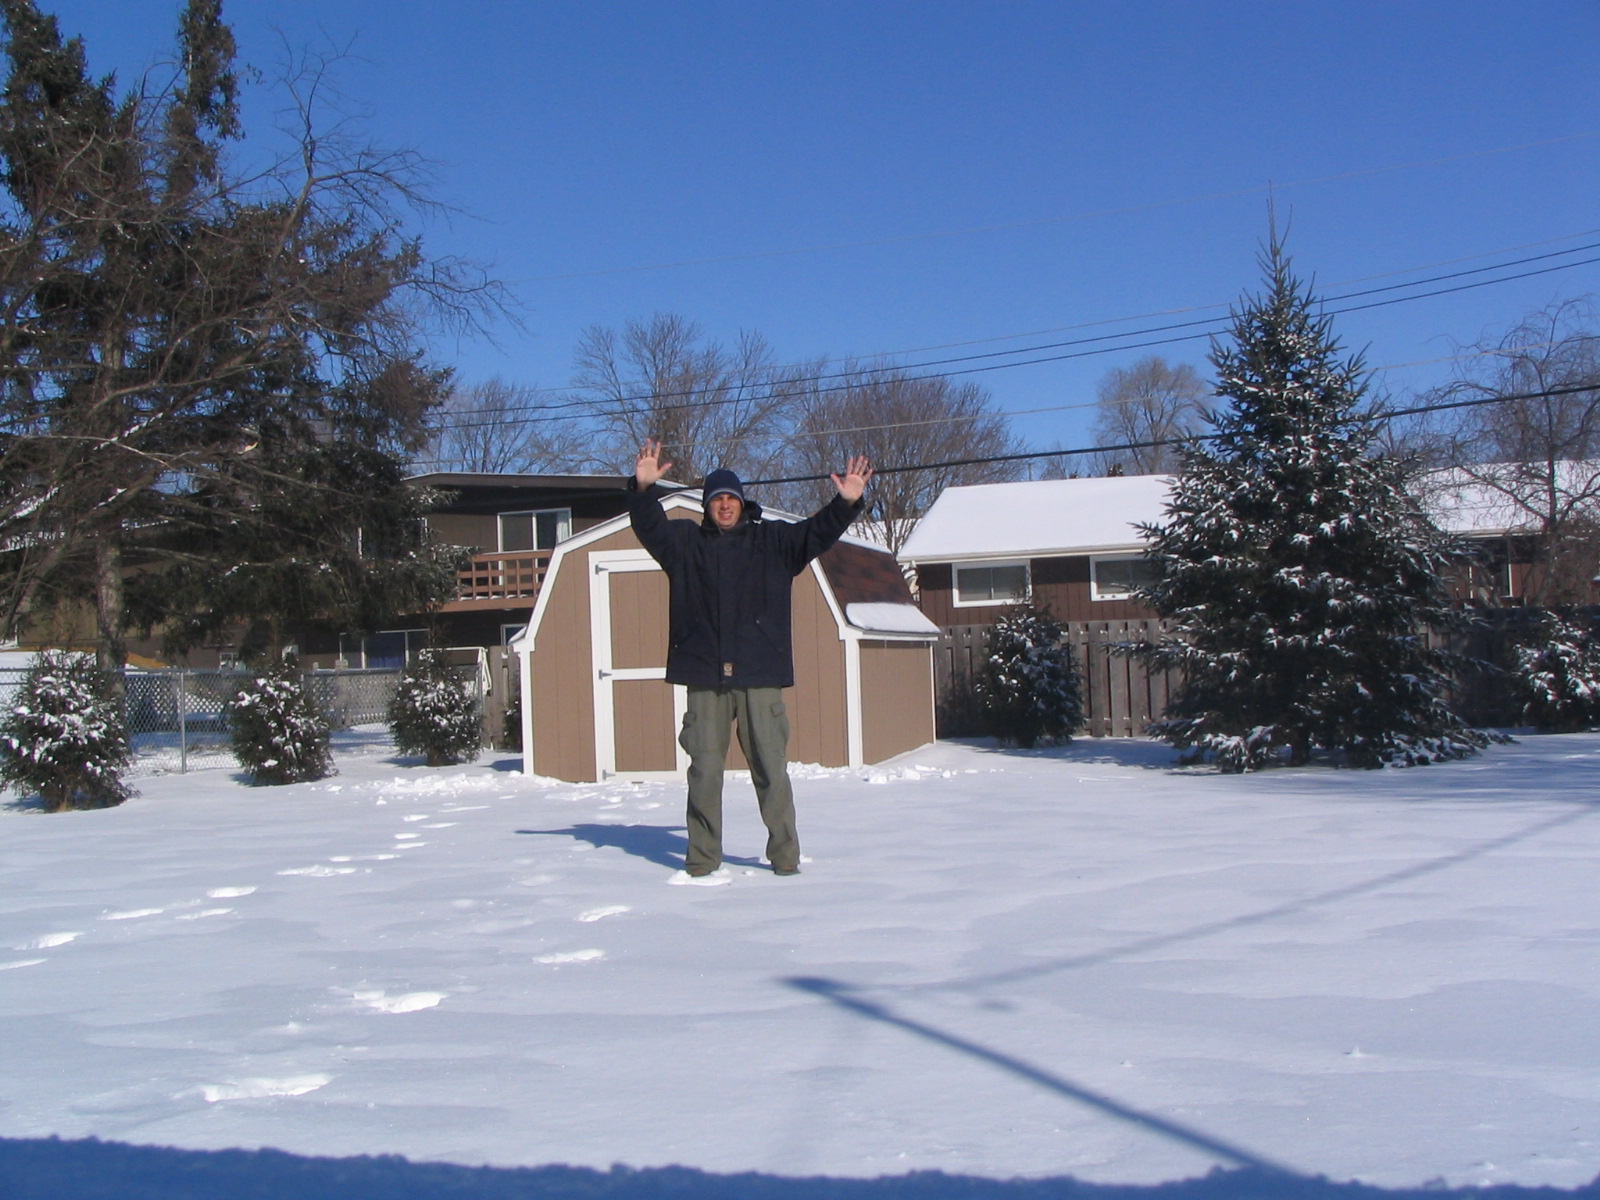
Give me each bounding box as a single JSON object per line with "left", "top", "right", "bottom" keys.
{"left": 898, "top": 475, "right": 1172, "bottom": 562}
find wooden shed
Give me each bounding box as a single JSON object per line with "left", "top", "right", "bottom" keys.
{"left": 510, "top": 493, "right": 939, "bottom": 782}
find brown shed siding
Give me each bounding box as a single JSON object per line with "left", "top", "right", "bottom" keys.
{"left": 860, "top": 640, "right": 935, "bottom": 763}
{"left": 609, "top": 570, "right": 670, "bottom": 670}
{"left": 913, "top": 556, "right": 1155, "bottom": 625}
{"left": 788, "top": 570, "right": 848, "bottom": 767}
{"left": 612, "top": 679, "right": 677, "bottom": 773}
{"left": 530, "top": 544, "right": 596, "bottom": 782}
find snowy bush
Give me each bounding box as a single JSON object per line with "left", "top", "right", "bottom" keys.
{"left": 974, "top": 606, "right": 1084, "bottom": 748}
{"left": 227, "top": 657, "right": 333, "bottom": 785}
{"left": 1515, "top": 609, "right": 1600, "bottom": 732}
{"left": 387, "top": 651, "right": 481, "bottom": 767}
{"left": 0, "top": 651, "right": 133, "bottom": 811}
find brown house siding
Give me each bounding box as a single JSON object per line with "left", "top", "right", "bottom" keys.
{"left": 913, "top": 556, "right": 1156, "bottom": 626}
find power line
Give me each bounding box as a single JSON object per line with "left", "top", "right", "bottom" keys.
{"left": 421, "top": 244, "right": 1600, "bottom": 434}
{"left": 742, "top": 381, "right": 1600, "bottom": 487}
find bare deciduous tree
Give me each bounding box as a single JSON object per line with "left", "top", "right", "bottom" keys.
{"left": 776, "top": 362, "right": 1024, "bottom": 554}
{"left": 1089, "top": 356, "right": 1209, "bottom": 476}
{"left": 424, "top": 377, "right": 602, "bottom": 475}
{"left": 1419, "top": 298, "right": 1600, "bottom": 606}
{"left": 571, "top": 313, "right": 789, "bottom": 484}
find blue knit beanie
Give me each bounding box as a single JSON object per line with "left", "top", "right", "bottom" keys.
{"left": 702, "top": 469, "right": 745, "bottom": 507}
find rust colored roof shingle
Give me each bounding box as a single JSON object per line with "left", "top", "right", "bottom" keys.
{"left": 819, "top": 540, "right": 915, "bottom": 608}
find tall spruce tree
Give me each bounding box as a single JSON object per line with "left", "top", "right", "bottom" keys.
{"left": 1135, "top": 240, "right": 1489, "bottom": 771}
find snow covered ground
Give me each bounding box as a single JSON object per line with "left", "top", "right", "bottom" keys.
{"left": 3, "top": 731, "right": 1600, "bottom": 1198}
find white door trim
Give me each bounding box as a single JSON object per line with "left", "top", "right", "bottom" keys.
{"left": 589, "top": 550, "right": 684, "bottom": 780}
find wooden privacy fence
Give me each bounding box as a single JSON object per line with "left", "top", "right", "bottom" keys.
{"left": 936, "top": 616, "right": 1529, "bottom": 740}
{"left": 935, "top": 620, "right": 1177, "bottom": 739}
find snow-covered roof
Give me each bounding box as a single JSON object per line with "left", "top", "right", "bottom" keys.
{"left": 844, "top": 602, "right": 940, "bottom": 636}
{"left": 898, "top": 465, "right": 1600, "bottom": 563}
{"left": 1418, "top": 463, "right": 1600, "bottom": 536}
{"left": 897, "top": 475, "right": 1172, "bottom": 562}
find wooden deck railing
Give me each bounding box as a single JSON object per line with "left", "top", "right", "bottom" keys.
{"left": 455, "top": 550, "right": 551, "bottom": 602}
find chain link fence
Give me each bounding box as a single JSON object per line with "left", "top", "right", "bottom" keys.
{"left": 0, "top": 664, "right": 483, "bottom": 781}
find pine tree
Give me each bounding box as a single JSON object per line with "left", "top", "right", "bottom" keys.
{"left": 1135, "top": 240, "right": 1489, "bottom": 771}
{"left": 226, "top": 656, "right": 333, "bottom": 785}
{"left": 387, "top": 650, "right": 481, "bottom": 767}
{"left": 0, "top": 651, "right": 132, "bottom": 810}
{"left": 974, "top": 605, "right": 1084, "bottom": 748}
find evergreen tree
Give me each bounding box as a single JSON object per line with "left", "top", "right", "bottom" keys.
{"left": 387, "top": 650, "right": 481, "bottom": 767}
{"left": 1514, "top": 609, "right": 1600, "bottom": 732}
{"left": 227, "top": 656, "right": 333, "bottom": 785}
{"left": 974, "top": 605, "right": 1083, "bottom": 748}
{"left": 1135, "top": 241, "right": 1489, "bottom": 770}
{"left": 0, "top": 650, "right": 132, "bottom": 810}
{"left": 0, "top": 1, "right": 494, "bottom": 666}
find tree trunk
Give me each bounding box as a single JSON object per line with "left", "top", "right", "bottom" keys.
{"left": 95, "top": 534, "right": 127, "bottom": 670}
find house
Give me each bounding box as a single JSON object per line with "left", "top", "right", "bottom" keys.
{"left": 322, "top": 471, "right": 641, "bottom": 668}
{"left": 509, "top": 491, "right": 939, "bottom": 782}
{"left": 897, "top": 470, "right": 1569, "bottom": 628}
{"left": 898, "top": 475, "right": 1174, "bottom": 626}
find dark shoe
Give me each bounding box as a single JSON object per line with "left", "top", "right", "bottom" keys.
{"left": 685, "top": 864, "right": 718, "bottom": 877}
{"left": 772, "top": 864, "right": 800, "bottom": 876}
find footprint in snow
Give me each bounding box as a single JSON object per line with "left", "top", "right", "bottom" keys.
{"left": 15, "top": 931, "right": 81, "bottom": 949}
{"left": 534, "top": 949, "right": 605, "bottom": 964}
{"left": 187, "top": 1074, "right": 331, "bottom": 1102}
{"left": 668, "top": 868, "right": 732, "bottom": 887}
{"left": 175, "top": 908, "right": 234, "bottom": 921}
{"left": 349, "top": 989, "right": 446, "bottom": 1013}
{"left": 577, "top": 905, "right": 630, "bottom": 923}
{"left": 102, "top": 908, "right": 165, "bottom": 921}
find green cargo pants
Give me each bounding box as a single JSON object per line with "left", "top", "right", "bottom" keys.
{"left": 679, "top": 686, "right": 798, "bottom": 874}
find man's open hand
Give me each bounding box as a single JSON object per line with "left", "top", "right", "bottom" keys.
{"left": 831, "top": 455, "right": 874, "bottom": 504}
{"left": 635, "top": 438, "right": 673, "bottom": 488}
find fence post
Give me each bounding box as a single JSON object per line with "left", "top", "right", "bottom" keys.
{"left": 178, "top": 670, "right": 188, "bottom": 774}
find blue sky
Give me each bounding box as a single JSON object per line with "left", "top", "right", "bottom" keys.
{"left": 43, "top": 0, "right": 1600, "bottom": 464}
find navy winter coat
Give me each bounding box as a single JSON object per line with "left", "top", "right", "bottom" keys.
{"left": 629, "top": 484, "right": 862, "bottom": 689}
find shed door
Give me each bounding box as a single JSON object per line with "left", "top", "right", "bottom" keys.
{"left": 589, "top": 550, "right": 685, "bottom": 779}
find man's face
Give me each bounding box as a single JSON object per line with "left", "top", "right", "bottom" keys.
{"left": 708, "top": 492, "right": 743, "bottom": 530}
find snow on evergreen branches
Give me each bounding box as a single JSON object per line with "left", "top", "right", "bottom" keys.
{"left": 0, "top": 651, "right": 132, "bottom": 811}
{"left": 387, "top": 650, "right": 482, "bottom": 767}
{"left": 1132, "top": 240, "right": 1490, "bottom": 771}
{"left": 1515, "top": 608, "right": 1600, "bottom": 732}
{"left": 227, "top": 657, "right": 334, "bottom": 786}
{"left": 974, "top": 605, "right": 1084, "bottom": 748}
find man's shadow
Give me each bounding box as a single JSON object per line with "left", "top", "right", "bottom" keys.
{"left": 516, "top": 823, "right": 762, "bottom": 871}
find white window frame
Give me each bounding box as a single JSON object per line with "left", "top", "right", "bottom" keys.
{"left": 1090, "top": 554, "right": 1156, "bottom": 601}
{"left": 497, "top": 508, "right": 573, "bottom": 553}
{"left": 952, "top": 559, "right": 1032, "bottom": 608}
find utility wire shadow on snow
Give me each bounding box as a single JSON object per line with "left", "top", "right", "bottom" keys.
{"left": 784, "top": 975, "right": 1296, "bottom": 1178}
{"left": 930, "top": 803, "right": 1600, "bottom": 996}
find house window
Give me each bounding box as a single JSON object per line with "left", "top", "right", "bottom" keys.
{"left": 1091, "top": 555, "right": 1158, "bottom": 601}
{"left": 953, "top": 560, "right": 1031, "bottom": 607}
{"left": 498, "top": 508, "right": 571, "bottom": 553}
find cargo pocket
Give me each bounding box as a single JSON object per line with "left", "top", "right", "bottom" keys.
{"left": 768, "top": 699, "right": 789, "bottom": 744}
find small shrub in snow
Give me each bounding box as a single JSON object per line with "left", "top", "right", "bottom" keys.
{"left": 387, "top": 651, "right": 481, "bottom": 766}
{"left": 0, "top": 651, "right": 132, "bottom": 811}
{"left": 1515, "top": 609, "right": 1600, "bottom": 732}
{"left": 974, "top": 606, "right": 1084, "bottom": 748}
{"left": 227, "top": 656, "right": 333, "bottom": 785}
